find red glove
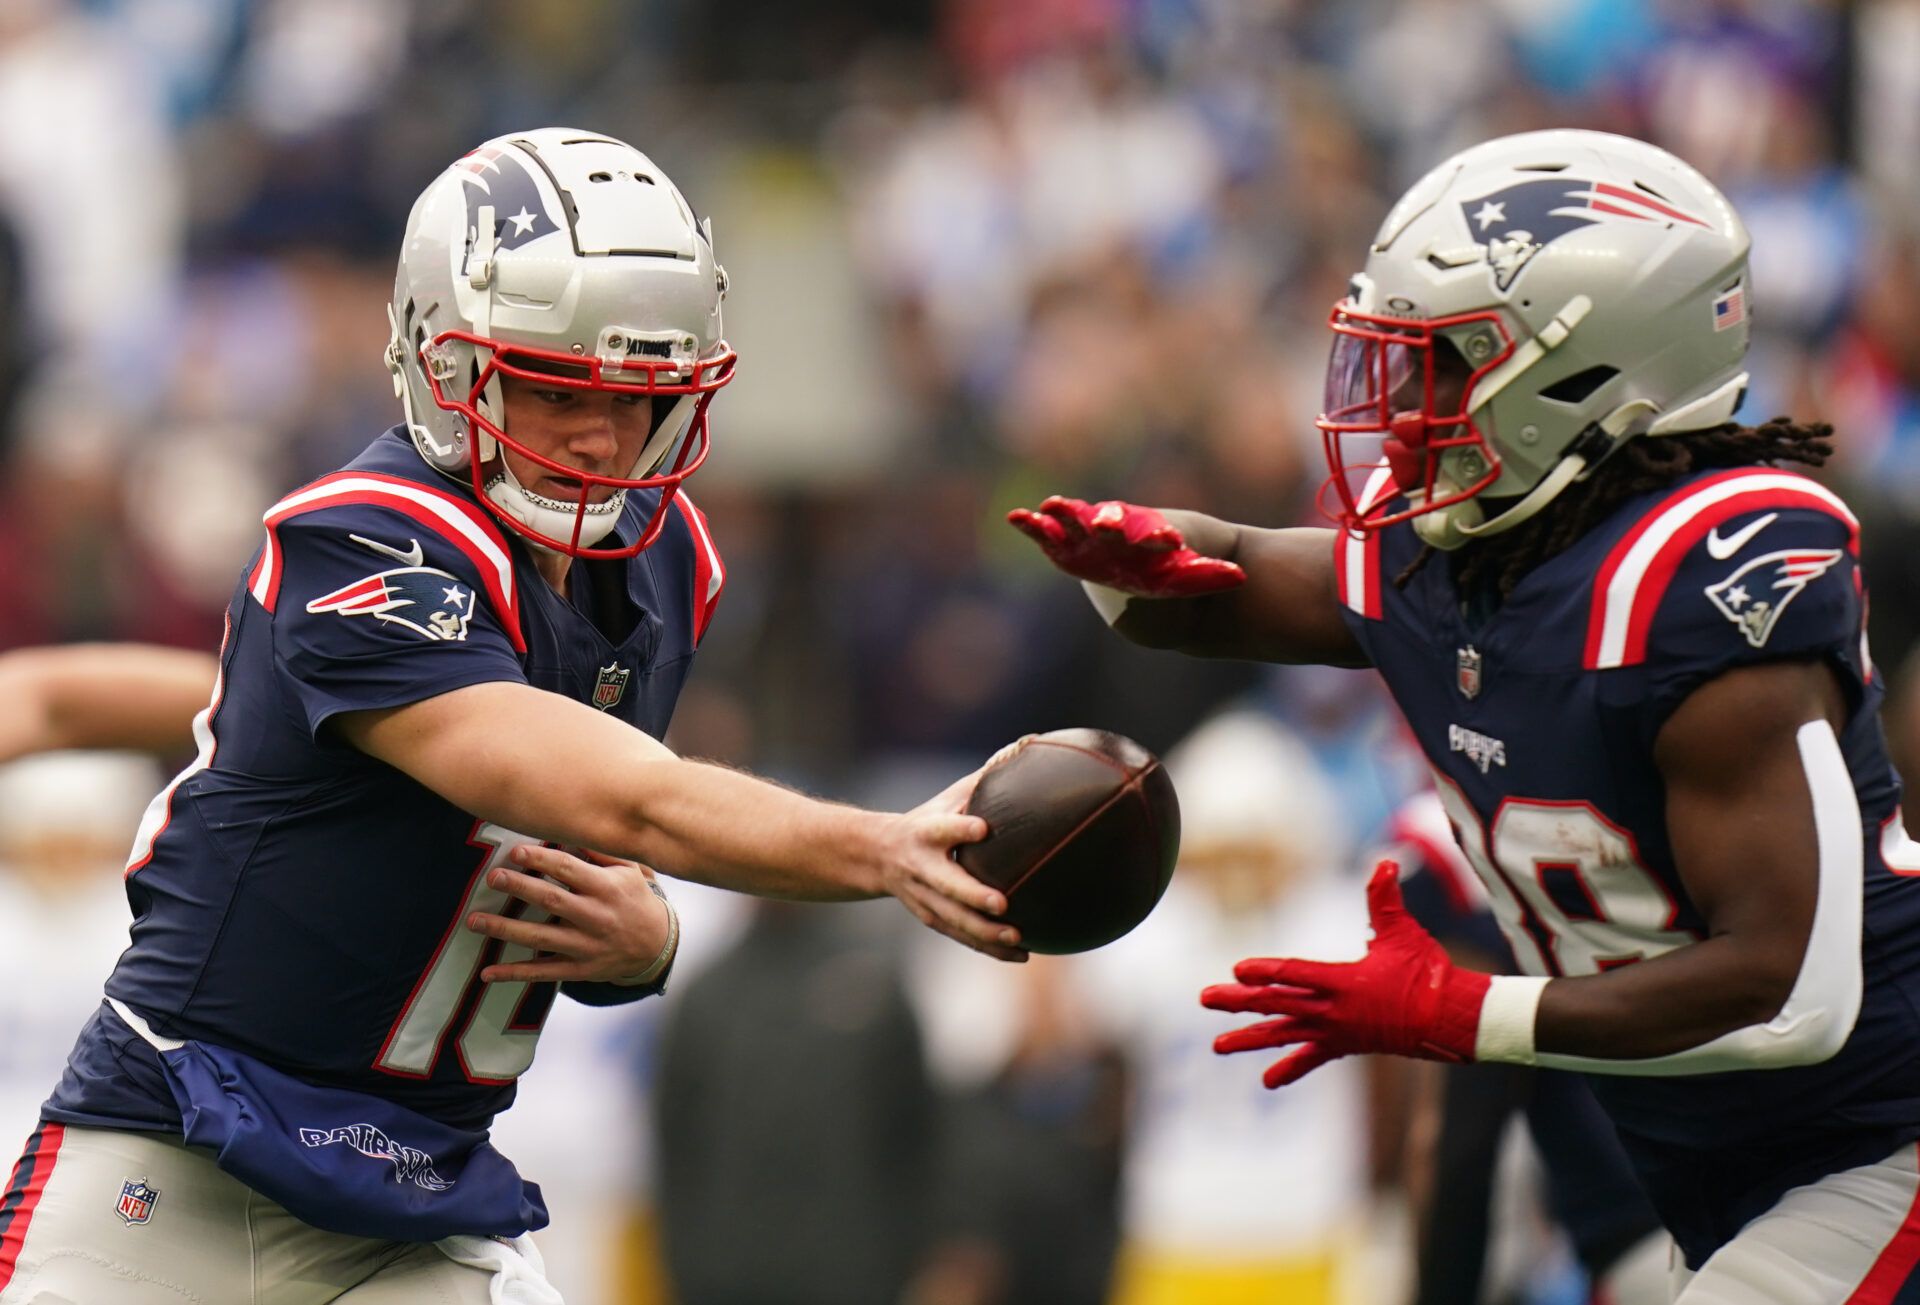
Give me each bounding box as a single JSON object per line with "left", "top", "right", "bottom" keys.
{"left": 1007, "top": 496, "right": 1246, "bottom": 597}
{"left": 1201, "top": 861, "right": 1492, "bottom": 1088}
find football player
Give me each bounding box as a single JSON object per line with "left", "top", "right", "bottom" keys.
{"left": 1012, "top": 129, "right": 1920, "bottom": 1302}
{"left": 0, "top": 129, "right": 1020, "bottom": 1305}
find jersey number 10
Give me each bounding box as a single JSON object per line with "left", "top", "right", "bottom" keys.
{"left": 376, "top": 822, "right": 556, "bottom": 1083}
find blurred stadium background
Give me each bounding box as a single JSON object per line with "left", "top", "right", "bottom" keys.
{"left": 2, "top": 0, "right": 1918, "bottom": 1302}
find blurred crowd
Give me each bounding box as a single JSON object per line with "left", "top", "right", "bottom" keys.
{"left": 3, "top": 0, "right": 1920, "bottom": 1302}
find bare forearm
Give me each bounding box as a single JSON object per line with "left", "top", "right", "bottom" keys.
{"left": 1534, "top": 936, "right": 1793, "bottom": 1061}
{"left": 0, "top": 645, "right": 217, "bottom": 760}
{"left": 1104, "top": 511, "right": 1241, "bottom": 650}
{"left": 577, "top": 757, "right": 887, "bottom": 901}
{"left": 1108, "top": 514, "right": 1367, "bottom": 666}
{"left": 342, "top": 682, "right": 891, "bottom": 902}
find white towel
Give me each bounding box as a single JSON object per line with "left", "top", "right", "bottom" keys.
{"left": 435, "top": 1233, "right": 565, "bottom": 1305}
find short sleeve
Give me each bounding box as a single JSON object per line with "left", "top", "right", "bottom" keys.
{"left": 266, "top": 509, "right": 529, "bottom": 736}
{"left": 674, "top": 493, "right": 725, "bottom": 648}
{"left": 1639, "top": 503, "right": 1866, "bottom": 726}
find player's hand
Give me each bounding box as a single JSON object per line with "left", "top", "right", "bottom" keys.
{"left": 1201, "top": 861, "right": 1492, "bottom": 1087}
{"left": 1007, "top": 496, "right": 1246, "bottom": 597}
{"left": 466, "top": 845, "right": 677, "bottom": 984}
{"left": 880, "top": 768, "right": 1029, "bottom": 964}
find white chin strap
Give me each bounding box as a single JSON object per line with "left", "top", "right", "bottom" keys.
{"left": 1412, "top": 362, "right": 1751, "bottom": 552}
{"left": 1413, "top": 397, "right": 1661, "bottom": 552}
{"left": 1412, "top": 456, "right": 1585, "bottom": 551}
{"left": 465, "top": 327, "right": 704, "bottom": 553}
{"left": 486, "top": 463, "right": 627, "bottom": 553}
{"left": 1411, "top": 294, "right": 1594, "bottom": 550}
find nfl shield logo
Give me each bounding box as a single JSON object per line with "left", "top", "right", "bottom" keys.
{"left": 592, "top": 663, "right": 631, "bottom": 711}
{"left": 115, "top": 1177, "right": 158, "bottom": 1225}
{"left": 1456, "top": 645, "right": 1483, "bottom": 700}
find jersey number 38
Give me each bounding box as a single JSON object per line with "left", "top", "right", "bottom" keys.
{"left": 1433, "top": 775, "right": 1700, "bottom": 977}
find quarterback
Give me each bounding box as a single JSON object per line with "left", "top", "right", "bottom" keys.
{"left": 0, "top": 129, "right": 1018, "bottom": 1305}
{"left": 1016, "top": 130, "right": 1920, "bottom": 1302}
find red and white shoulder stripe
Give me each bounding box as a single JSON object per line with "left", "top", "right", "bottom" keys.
{"left": 1584, "top": 468, "right": 1858, "bottom": 671}
{"left": 247, "top": 472, "right": 526, "bottom": 653}
{"left": 1334, "top": 466, "right": 1397, "bottom": 620}
{"left": 674, "top": 492, "right": 725, "bottom": 646}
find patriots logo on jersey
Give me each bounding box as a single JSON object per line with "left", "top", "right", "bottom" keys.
{"left": 307, "top": 567, "right": 475, "bottom": 642}
{"left": 1460, "top": 178, "right": 1709, "bottom": 290}
{"left": 1705, "top": 548, "right": 1845, "bottom": 649}
{"left": 455, "top": 145, "right": 558, "bottom": 266}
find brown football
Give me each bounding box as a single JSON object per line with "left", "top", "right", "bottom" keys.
{"left": 956, "top": 729, "right": 1181, "bottom": 954}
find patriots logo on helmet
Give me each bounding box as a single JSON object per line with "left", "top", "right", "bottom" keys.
{"left": 1461, "top": 178, "right": 1710, "bottom": 291}
{"left": 455, "top": 145, "right": 559, "bottom": 265}
{"left": 307, "top": 567, "right": 476, "bottom": 642}
{"left": 1705, "top": 548, "right": 1845, "bottom": 649}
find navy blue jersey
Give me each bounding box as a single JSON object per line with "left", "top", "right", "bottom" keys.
{"left": 1338, "top": 465, "right": 1920, "bottom": 1264}
{"left": 46, "top": 428, "right": 725, "bottom": 1134}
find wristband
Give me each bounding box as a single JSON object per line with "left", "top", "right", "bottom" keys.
{"left": 611, "top": 882, "right": 679, "bottom": 986}
{"left": 1081, "top": 580, "right": 1134, "bottom": 626}
{"left": 1474, "top": 974, "right": 1549, "bottom": 1065}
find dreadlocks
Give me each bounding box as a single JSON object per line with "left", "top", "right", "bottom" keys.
{"left": 1392, "top": 416, "right": 1835, "bottom": 600}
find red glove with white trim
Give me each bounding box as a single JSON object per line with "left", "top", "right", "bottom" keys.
{"left": 1007, "top": 496, "right": 1246, "bottom": 597}
{"left": 1201, "top": 861, "right": 1493, "bottom": 1088}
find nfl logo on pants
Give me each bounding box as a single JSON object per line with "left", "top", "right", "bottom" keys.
{"left": 115, "top": 1177, "right": 158, "bottom": 1225}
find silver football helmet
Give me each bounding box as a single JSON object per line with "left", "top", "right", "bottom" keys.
{"left": 385, "top": 128, "right": 735, "bottom": 556}
{"left": 1318, "top": 129, "right": 1751, "bottom": 550}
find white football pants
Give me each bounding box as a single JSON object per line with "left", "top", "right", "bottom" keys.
{"left": 0, "top": 1122, "right": 558, "bottom": 1303}
{"left": 1671, "top": 1140, "right": 1920, "bottom": 1304}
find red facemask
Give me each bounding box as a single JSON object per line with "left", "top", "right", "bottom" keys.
{"left": 1315, "top": 301, "right": 1514, "bottom": 533}
{"left": 423, "top": 329, "right": 737, "bottom": 558}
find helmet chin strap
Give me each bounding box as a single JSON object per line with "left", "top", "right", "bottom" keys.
{"left": 485, "top": 462, "right": 627, "bottom": 554}
{"left": 1412, "top": 398, "right": 1659, "bottom": 551}
{"left": 1409, "top": 291, "right": 1598, "bottom": 548}
{"left": 1414, "top": 294, "right": 1749, "bottom": 553}
{"left": 483, "top": 424, "right": 661, "bottom": 556}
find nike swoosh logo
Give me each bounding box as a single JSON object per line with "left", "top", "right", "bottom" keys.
{"left": 349, "top": 533, "right": 425, "bottom": 568}
{"left": 1706, "top": 513, "right": 1777, "bottom": 561}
